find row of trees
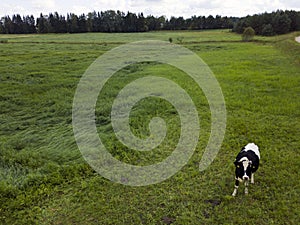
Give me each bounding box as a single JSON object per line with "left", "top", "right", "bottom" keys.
{"left": 1, "top": 10, "right": 299, "bottom": 35}
{"left": 0, "top": 14, "right": 36, "bottom": 34}
{"left": 0, "top": 10, "right": 235, "bottom": 34}
{"left": 233, "top": 10, "right": 300, "bottom": 36}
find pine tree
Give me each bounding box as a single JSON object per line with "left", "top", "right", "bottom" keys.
{"left": 272, "top": 11, "right": 291, "bottom": 34}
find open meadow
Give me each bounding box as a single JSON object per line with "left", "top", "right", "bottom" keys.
{"left": 0, "top": 30, "right": 300, "bottom": 224}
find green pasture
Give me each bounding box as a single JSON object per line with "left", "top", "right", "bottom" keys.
{"left": 0, "top": 30, "right": 240, "bottom": 44}
{"left": 0, "top": 30, "right": 299, "bottom": 224}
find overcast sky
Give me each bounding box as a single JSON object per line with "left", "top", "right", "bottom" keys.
{"left": 1, "top": 0, "right": 300, "bottom": 19}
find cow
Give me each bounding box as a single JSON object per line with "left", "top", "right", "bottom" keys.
{"left": 232, "top": 143, "right": 260, "bottom": 196}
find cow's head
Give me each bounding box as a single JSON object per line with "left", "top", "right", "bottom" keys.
{"left": 234, "top": 157, "right": 252, "bottom": 181}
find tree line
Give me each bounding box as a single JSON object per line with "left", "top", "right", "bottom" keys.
{"left": 0, "top": 10, "right": 235, "bottom": 34}
{"left": 232, "top": 10, "right": 300, "bottom": 36}
{"left": 1, "top": 9, "right": 299, "bottom": 35}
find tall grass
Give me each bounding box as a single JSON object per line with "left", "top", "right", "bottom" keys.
{"left": 0, "top": 30, "right": 299, "bottom": 224}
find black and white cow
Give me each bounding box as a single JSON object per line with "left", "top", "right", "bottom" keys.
{"left": 232, "top": 143, "right": 260, "bottom": 196}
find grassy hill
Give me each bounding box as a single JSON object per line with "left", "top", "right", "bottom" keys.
{"left": 0, "top": 30, "right": 299, "bottom": 224}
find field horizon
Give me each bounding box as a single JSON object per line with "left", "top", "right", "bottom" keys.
{"left": 0, "top": 30, "right": 299, "bottom": 224}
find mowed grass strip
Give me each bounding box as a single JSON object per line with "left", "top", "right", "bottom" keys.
{"left": 0, "top": 31, "right": 299, "bottom": 224}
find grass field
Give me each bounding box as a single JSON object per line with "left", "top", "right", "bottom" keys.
{"left": 0, "top": 30, "right": 300, "bottom": 224}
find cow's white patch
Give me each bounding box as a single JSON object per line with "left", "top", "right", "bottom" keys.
{"left": 237, "top": 177, "right": 243, "bottom": 182}
{"left": 244, "top": 143, "right": 260, "bottom": 159}
{"left": 251, "top": 173, "right": 254, "bottom": 184}
{"left": 238, "top": 156, "right": 249, "bottom": 163}
{"left": 242, "top": 159, "right": 249, "bottom": 171}
{"left": 239, "top": 157, "right": 250, "bottom": 180}
{"left": 238, "top": 157, "right": 250, "bottom": 170}
{"left": 232, "top": 185, "right": 239, "bottom": 197}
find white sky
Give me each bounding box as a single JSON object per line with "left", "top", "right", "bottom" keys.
{"left": 1, "top": 0, "right": 300, "bottom": 19}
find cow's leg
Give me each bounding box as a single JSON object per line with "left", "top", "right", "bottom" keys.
{"left": 232, "top": 179, "right": 239, "bottom": 196}
{"left": 251, "top": 173, "right": 254, "bottom": 184}
{"left": 244, "top": 180, "right": 249, "bottom": 195}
